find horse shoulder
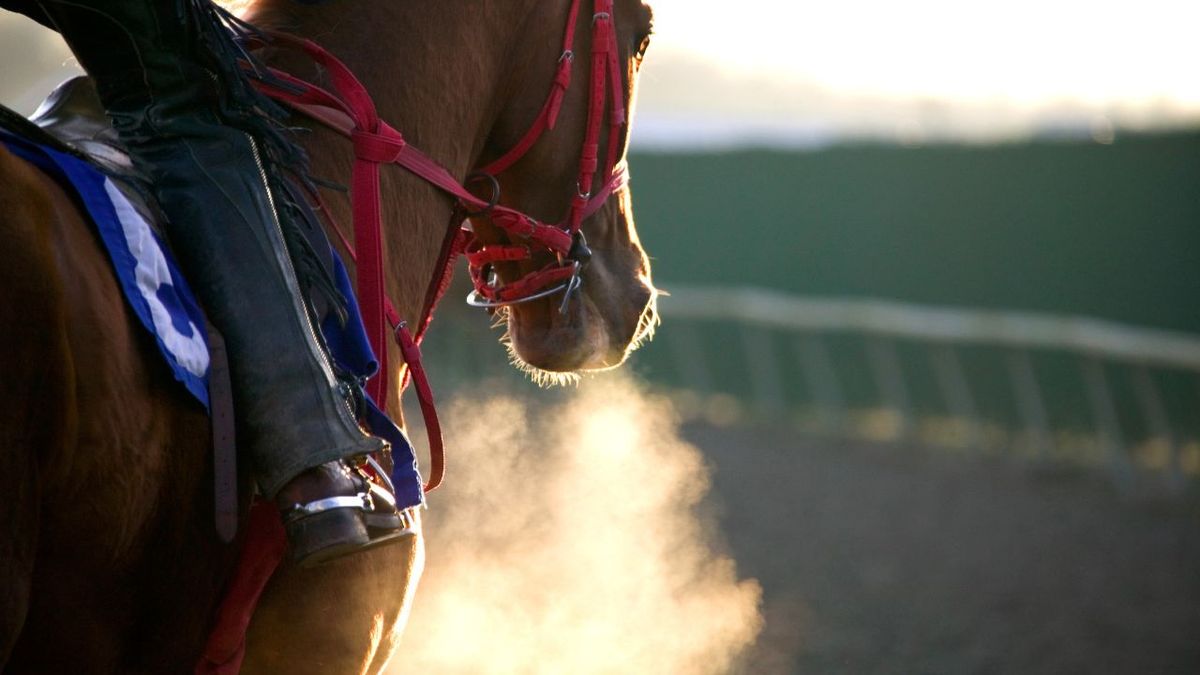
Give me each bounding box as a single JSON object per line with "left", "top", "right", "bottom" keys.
{"left": 0, "top": 143, "right": 80, "bottom": 468}
{"left": 0, "top": 143, "right": 89, "bottom": 667}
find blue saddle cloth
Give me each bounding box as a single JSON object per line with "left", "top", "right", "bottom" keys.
{"left": 1, "top": 129, "right": 425, "bottom": 511}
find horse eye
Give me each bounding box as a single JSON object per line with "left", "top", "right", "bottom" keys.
{"left": 634, "top": 33, "right": 651, "bottom": 60}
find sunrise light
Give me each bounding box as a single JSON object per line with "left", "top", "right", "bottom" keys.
{"left": 647, "top": 0, "right": 1200, "bottom": 107}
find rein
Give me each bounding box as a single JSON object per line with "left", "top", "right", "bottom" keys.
{"left": 247, "top": 0, "right": 628, "bottom": 492}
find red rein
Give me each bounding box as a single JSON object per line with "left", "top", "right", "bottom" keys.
{"left": 250, "top": 0, "right": 628, "bottom": 493}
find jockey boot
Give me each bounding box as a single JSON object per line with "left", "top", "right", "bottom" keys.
{"left": 31, "top": 0, "right": 415, "bottom": 565}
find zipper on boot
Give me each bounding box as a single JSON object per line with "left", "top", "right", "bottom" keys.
{"left": 246, "top": 133, "right": 367, "bottom": 428}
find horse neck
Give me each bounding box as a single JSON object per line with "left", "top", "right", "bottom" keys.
{"left": 246, "top": 0, "right": 530, "bottom": 324}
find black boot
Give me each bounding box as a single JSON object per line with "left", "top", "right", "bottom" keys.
{"left": 33, "top": 0, "right": 413, "bottom": 565}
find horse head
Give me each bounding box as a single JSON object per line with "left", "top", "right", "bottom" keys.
{"left": 468, "top": 0, "right": 658, "bottom": 382}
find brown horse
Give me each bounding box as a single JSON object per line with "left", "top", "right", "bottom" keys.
{"left": 0, "top": 0, "right": 657, "bottom": 673}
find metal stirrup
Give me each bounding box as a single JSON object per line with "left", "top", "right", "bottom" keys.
{"left": 285, "top": 494, "right": 368, "bottom": 520}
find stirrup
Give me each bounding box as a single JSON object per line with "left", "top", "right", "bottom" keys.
{"left": 283, "top": 492, "right": 415, "bottom": 569}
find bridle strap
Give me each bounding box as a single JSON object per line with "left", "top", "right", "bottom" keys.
{"left": 302, "top": 173, "right": 449, "bottom": 492}
{"left": 568, "top": 0, "right": 622, "bottom": 232}
{"left": 477, "top": 0, "right": 584, "bottom": 176}
{"left": 416, "top": 212, "right": 470, "bottom": 341}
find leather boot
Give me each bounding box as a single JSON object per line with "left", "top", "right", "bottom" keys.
{"left": 33, "top": 0, "right": 413, "bottom": 565}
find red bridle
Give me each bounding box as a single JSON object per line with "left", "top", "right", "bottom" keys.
{"left": 465, "top": 0, "right": 629, "bottom": 310}
{"left": 250, "top": 0, "right": 631, "bottom": 492}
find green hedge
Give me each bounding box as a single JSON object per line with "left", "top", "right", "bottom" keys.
{"left": 629, "top": 132, "right": 1200, "bottom": 333}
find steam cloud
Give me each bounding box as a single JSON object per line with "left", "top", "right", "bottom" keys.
{"left": 392, "top": 375, "right": 763, "bottom": 674}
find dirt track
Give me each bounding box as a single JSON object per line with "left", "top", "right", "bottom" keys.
{"left": 687, "top": 424, "right": 1200, "bottom": 675}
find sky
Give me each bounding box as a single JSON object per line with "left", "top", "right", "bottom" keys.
{"left": 2, "top": 1, "right": 1198, "bottom": 148}
{"left": 635, "top": 0, "right": 1200, "bottom": 147}
{"left": 647, "top": 0, "right": 1199, "bottom": 105}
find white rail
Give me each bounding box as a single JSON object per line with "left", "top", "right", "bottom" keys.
{"left": 655, "top": 284, "right": 1199, "bottom": 495}
{"left": 659, "top": 285, "right": 1200, "bottom": 372}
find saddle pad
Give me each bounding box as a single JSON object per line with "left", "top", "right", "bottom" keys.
{"left": 0, "top": 129, "right": 426, "bottom": 510}
{"left": 1, "top": 129, "right": 212, "bottom": 407}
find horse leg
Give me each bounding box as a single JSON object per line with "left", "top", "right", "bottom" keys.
{"left": 0, "top": 145, "right": 79, "bottom": 666}
{"left": 242, "top": 512, "right": 425, "bottom": 675}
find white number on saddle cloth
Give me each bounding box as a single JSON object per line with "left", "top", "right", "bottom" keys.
{"left": 103, "top": 179, "right": 210, "bottom": 379}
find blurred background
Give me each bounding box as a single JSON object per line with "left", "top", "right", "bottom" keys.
{"left": 3, "top": 1, "right": 1199, "bottom": 672}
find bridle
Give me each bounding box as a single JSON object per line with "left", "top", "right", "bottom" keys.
{"left": 248, "top": 0, "right": 632, "bottom": 491}
{"left": 465, "top": 0, "right": 628, "bottom": 311}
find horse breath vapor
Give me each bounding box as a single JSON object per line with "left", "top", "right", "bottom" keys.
{"left": 395, "top": 375, "right": 763, "bottom": 674}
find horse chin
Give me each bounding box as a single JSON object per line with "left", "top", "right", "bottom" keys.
{"left": 502, "top": 280, "right": 659, "bottom": 387}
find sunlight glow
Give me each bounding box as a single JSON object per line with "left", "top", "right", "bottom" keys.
{"left": 3, "top": 1, "right": 1196, "bottom": 145}
{"left": 647, "top": 0, "right": 1200, "bottom": 107}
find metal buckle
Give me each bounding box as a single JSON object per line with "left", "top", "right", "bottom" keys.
{"left": 365, "top": 480, "right": 397, "bottom": 510}
{"left": 559, "top": 49, "right": 575, "bottom": 63}
{"left": 568, "top": 230, "right": 592, "bottom": 266}
{"left": 390, "top": 318, "right": 407, "bottom": 343}
{"left": 364, "top": 454, "right": 396, "bottom": 496}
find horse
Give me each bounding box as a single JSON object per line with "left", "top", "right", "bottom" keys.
{"left": 0, "top": 0, "right": 657, "bottom": 672}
